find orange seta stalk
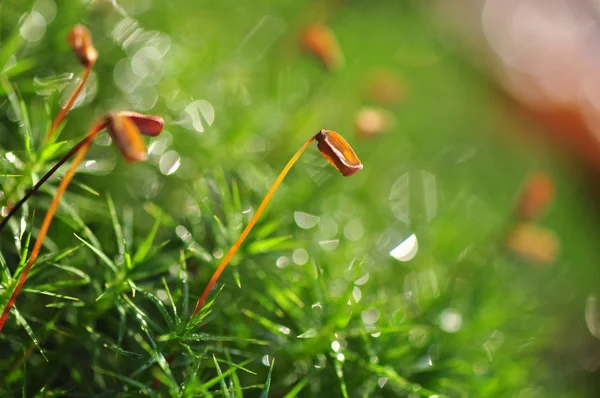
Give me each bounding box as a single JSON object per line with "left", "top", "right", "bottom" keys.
{"left": 42, "top": 25, "right": 98, "bottom": 144}
{"left": 42, "top": 67, "right": 91, "bottom": 144}
{"left": 0, "top": 136, "right": 91, "bottom": 233}
{"left": 192, "top": 129, "right": 363, "bottom": 317}
{"left": 0, "top": 111, "right": 164, "bottom": 332}
{"left": 192, "top": 136, "right": 316, "bottom": 316}
{"left": 0, "top": 121, "right": 103, "bottom": 333}
{"left": 0, "top": 111, "right": 164, "bottom": 233}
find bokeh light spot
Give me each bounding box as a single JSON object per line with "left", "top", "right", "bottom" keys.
{"left": 439, "top": 308, "right": 463, "bottom": 333}
{"left": 294, "top": 211, "right": 320, "bottom": 229}
{"left": 20, "top": 11, "right": 46, "bottom": 42}
{"left": 181, "top": 100, "right": 215, "bottom": 132}
{"left": 361, "top": 307, "right": 380, "bottom": 325}
{"left": 390, "top": 234, "right": 418, "bottom": 261}
{"left": 343, "top": 219, "right": 364, "bottom": 241}
{"left": 159, "top": 150, "right": 181, "bottom": 175}
{"left": 292, "top": 248, "right": 309, "bottom": 265}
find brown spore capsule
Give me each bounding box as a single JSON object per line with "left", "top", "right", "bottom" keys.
{"left": 115, "top": 110, "right": 165, "bottom": 137}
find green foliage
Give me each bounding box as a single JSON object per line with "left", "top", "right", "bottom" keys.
{"left": 1, "top": 0, "right": 599, "bottom": 397}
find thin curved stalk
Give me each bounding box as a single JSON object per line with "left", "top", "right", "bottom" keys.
{"left": 42, "top": 66, "right": 91, "bottom": 144}
{"left": 1, "top": 111, "right": 164, "bottom": 232}
{"left": 192, "top": 136, "right": 316, "bottom": 317}
{"left": 0, "top": 136, "right": 91, "bottom": 233}
{"left": 0, "top": 121, "right": 103, "bottom": 333}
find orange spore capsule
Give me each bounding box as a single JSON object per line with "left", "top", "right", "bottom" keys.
{"left": 68, "top": 24, "right": 98, "bottom": 68}
{"left": 300, "top": 23, "right": 343, "bottom": 70}
{"left": 316, "top": 129, "right": 363, "bottom": 176}
{"left": 506, "top": 223, "right": 559, "bottom": 266}
{"left": 516, "top": 172, "right": 555, "bottom": 221}
{"left": 105, "top": 113, "right": 149, "bottom": 163}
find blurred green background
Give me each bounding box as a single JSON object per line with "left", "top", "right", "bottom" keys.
{"left": 1, "top": 0, "right": 600, "bottom": 396}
